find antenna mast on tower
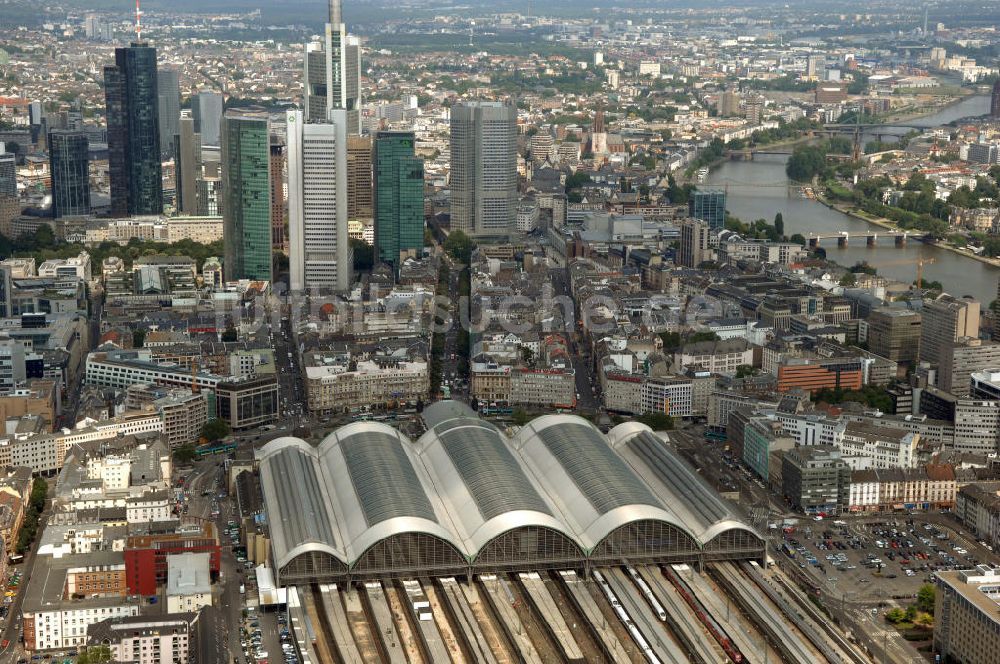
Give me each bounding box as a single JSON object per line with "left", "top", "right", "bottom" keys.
{"left": 135, "top": 0, "right": 143, "bottom": 40}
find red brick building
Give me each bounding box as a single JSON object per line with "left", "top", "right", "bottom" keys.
{"left": 124, "top": 522, "right": 220, "bottom": 595}
{"left": 777, "top": 358, "right": 863, "bottom": 394}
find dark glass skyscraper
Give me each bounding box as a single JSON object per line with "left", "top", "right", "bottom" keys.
{"left": 104, "top": 42, "right": 162, "bottom": 216}
{"left": 49, "top": 130, "right": 91, "bottom": 218}
{"left": 688, "top": 189, "right": 727, "bottom": 230}
{"left": 374, "top": 132, "right": 425, "bottom": 272}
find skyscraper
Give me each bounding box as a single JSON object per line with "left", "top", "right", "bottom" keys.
{"left": 286, "top": 108, "right": 351, "bottom": 292}
{"left": 347, "top": 135, "right": 373, "bottom": 221}
{"left": 175, "top": 111, "right": 201, "bottom": 216}
{"left": 0, "top": 149, "right": 15, "bottom": 198}
{"left": 678, "top": 218, "right": 710, "bottom": 268}
{"left": 222, "top": 112, "right": 272, "bottom": 283}
{"left": 104, "top": 42, "right": 162, "bottom": 216}
{"left": 269, "top": 141, "right": 286, "bottom": 251}
{"left": 157, "top": 67, "right": 180, "bottom": 158}
{"left": 449, "top": 101, "right": 517, "bottom": 237}
{"left": 192, "top": 91, "right": 224, "bottom": 147}
{"left": 303, "top": 0, "right": 361, "bottom": 134}
{"left": 49, "top": 130, "right": 91, "bottom": 218}
{"left": 374, "top": 131, "right": 425, "bottom": 272}
{"left": 688, "top": 189, "right": 727, "bottom": 230}
{"left": 992, "top": 80, "right": 1000, "bottom": 119}
{"left": 919, "top": 294, "right": 980, "bottom": 366}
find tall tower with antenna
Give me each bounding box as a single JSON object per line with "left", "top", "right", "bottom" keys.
{"left": 303, "top": 0, "right": 361, "bottom": 134}
{"left": 135, "top": 0, "right": 142, "bottom": 39}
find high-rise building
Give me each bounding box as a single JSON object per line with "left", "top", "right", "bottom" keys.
{"left": 678, "top": 218, "right": 711, "bottom": 268}
{"left": 269, "top": 141, "right": 286, "bottom": 251}
{"left": 688, "top": 189, "right": 726, "bottom": 230}
{"left": 940, "top": 338, "right": 1000, "bottom": 397}
{"left": 157, "top": 68, "right": 180, "bottom": 158}
{"left": 374, "top": 131, "right": 425, "bottom": 272}
{"left": 222, "top": 112, "right": 271, "bottom": 283}
{"left": 865, "top": 308, "right": 922, "bottom": 364}
{"left": 806, "top": 54, "right": 824, "bottom": 78}
{"left": 303, "top": 0, "right": 361, "bottom": 134}
{"left": 0, "top": 149, "right": 14, "bottom": 198}
{"left": 992, "top": 80, "right": 1000, "bottom": 119}
{"left": 919, "top": 294, "right": 980, "bottom": 366}
{"left": 449, "top": 101, "right": 517, "bottom": 237}
{"left": 286, "top": 108, "right": 351, "bottom": 292}
{"left": 104, "top": 42, "right": 162, "bottom": 216}
{"left": 346, "top": 135, "right": 373, "bottom": 221}
{"left": 717, "top": 89, "right": 741, "bottom": 117}
{"left": 192, "top": 91, "right": 224, "bottom": 147}
{"left": 175, "top": 111, "right": 201, "bottom": 216}
{"left": 49, "top": 130, "right": 91, "bottom": 219}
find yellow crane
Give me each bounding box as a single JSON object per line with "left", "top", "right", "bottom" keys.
{"left": 872, "top": 255, "right": 937, "bottom": 290}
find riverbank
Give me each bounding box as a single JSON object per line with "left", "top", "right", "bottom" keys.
{"left": 814, "top": 191, "right": 1000, "bottom": 269}
{"left": 684, "top": 134, "right": 814, "bottom": 183}
{"left": 879, "top": 89, "right": 973, "bottom": 126}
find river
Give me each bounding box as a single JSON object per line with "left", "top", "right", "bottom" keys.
{"left": 704, "top": 95, "right": 999, "bottom": 304}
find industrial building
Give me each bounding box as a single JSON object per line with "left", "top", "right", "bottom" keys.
{"left": 256, "top": 401, "right": 764, "bottom": 586}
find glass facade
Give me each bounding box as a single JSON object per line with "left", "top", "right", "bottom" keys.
{"left": 688, "top": 189, "right": 727, "bottom": 230}
{"left": 104, "top": 42, "right": 162, "bottom": 216}
{"left": 222, "top": 114, "right": 272, "bottom": 282}
{"left": 48, "top": 130, "right": 91, "bottom": 218}
{"left": 374, "top": 132, "right": 424, "bottom": 272}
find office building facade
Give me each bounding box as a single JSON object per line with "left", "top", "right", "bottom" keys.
{"left": 175, "top": 112, "right": 201, "bottom": 216}
{"left": 688, "top": 189, "right": 726, "bottom": 230}
{"left": 303, "top": 0, "right": 361, "bottom": 134}
{"left": 222, "top": 112, "right": 272, "bottom": 282}
{"left": 678, "top": 218, "right": 711, "bottom": 268}
{"left": 269, "top": 142, "right": 285, "bottom": 250}
{"left": 48, "top": 130, "right": 91, "bottom": 218}
{"left": 192, "top": 91, "right": 223, "bottom": 147}
{"left": 865, "top": 308, "right": 921, "bottom": 364}
{"left": 919, "top": 295, "right": 980, "bottom": 366}
{"left": 449, "top": 101, "right": 518, "bottom": 237}
{"left": 374, "top": 131, "right": 424, "bottom": 271}
{"left": 157, "top": 67, "right": 180, "bottom": 158}
{"left": 0, "top": 150, "right": 14, "bottom": 198}
{"left": 104, "top": 43, "right": 162, "bottom": 216}
{"left": 347, "top": 135, "right": 373, "bottom": 221}
{"left": 286, "top": 109, "right": 351, "bottom": 292}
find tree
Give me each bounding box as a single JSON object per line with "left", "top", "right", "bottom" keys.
{"left": 839, "top": 272, "right": 857, "bottom": 288}
{"left": 885, "top": 607, "right": 907, "bottom": 624}
{"left": 34, "top": 223, "right": 55, "bottom": 249}
{"left": 173, "top": 444, "right": 198, "bottom": 464}
{"left": 350, "top": 238, "right": 373, "bottom": 271}
{"left": 636, "top": 412, "right": 674, "bottom": 430}
{"left": 512, "top": 407, "right": 532, "bottom": 426}
{"left": 132, "top": 329, "right": 146, "bottom": 348}
{"left": 201, "top": 418, "right": 231, "bottom": 443}
{"left": 78, "top": 645, "right": 113, "bottom": 664}
{"left": 773, "top": 213, "right": 784, "bottom": 238}
{"left": 790, "top": 233, "right": 806, "bottom": 246}
{"left": 916, "top": 584, "right": 935, "bottom": 614}
{"left": 444, "top": 230, "right": 474, "bottom": 263}
{"left": 735, "top": 365, "right": 755, "bottom": 379}
{"left": 221, "top": 324, "right": 238, "bottom": 342}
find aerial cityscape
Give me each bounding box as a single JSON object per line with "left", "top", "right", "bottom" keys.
{"left": 4, "top": 0, "right": 1000, "bottom": 662}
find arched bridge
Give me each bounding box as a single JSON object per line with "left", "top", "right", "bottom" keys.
{"left": 807, "top": 230, "right": 914, "bottom": 248}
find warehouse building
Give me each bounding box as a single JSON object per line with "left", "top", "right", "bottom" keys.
{"left": 256, "top": 401, "right": 764, "bottom": 585}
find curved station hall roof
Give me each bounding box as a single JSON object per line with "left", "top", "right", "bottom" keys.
{"left": 257, "top": 401, "right": 764, "bottom": 584}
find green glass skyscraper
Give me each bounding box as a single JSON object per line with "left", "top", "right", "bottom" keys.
{"left": 688, "top": 189, "right": 726, "bottom": 230}
{"left": 222, "top": 112, "right": 272, "bottom": 282}
{"left": 104, "top": 42, "right": 162, "bottom": 216}
{"left": 374, "top": 131, "right": 425, "bottom": 272}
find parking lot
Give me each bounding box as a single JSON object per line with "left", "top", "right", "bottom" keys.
{"left": 780, "top": 514, "right": 998, "bottom": 605}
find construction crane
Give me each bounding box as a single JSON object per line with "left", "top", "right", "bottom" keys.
{"left": 873, "top": 255, "right": 937, "bottom": 290}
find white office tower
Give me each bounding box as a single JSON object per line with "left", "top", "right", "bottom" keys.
{"left": 286, "top": 109, "right": 351, "bottom": 292}
{"left": 303, "top": 0, "right": 361, "bottom": 134}
{"left": 449, "top": 101, "right": 518, "bottom": 237}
